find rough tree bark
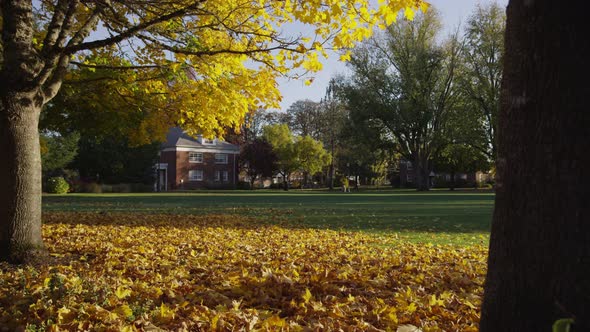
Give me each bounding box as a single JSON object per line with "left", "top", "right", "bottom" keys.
{"left": 0, "top": 1, "right": 48, "bottom": 262}
{"left": 480, "top": 1, "right": 590, "bottom": 331}
{"left": 0, "top": 93, "right": 45, "bottom": 262}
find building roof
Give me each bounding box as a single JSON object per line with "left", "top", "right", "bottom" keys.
{"left": 162, "top": 127, "right": 239, "bottom": 152}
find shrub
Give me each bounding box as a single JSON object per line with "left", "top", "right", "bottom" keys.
{"left": 46, "top": 177, "right": 70, "bottom": 194}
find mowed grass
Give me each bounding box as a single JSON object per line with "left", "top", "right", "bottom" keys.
{"left": 43, "top": 189, "right": 493, "bottom": 246}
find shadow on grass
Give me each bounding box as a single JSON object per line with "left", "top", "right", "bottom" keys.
{"left": 43, "top": 192, "right": 493, "bottom": 234}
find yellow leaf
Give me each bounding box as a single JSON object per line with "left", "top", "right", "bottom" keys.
{"left": 302, "top": 288, "right": 313, "bottom": 303}
{"left": 115, "top": 286, "right": 132, "bottom": 299}
{"left": 263, "top": 315, "right": 286, "bottom": 327}
{"left": 57, "top": 306, "right": 76, "bottom": 324}
{"left": 113, "top": 305, "right": 134, "bottom": 319}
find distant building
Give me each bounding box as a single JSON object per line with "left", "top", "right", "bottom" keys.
{"left": 155, "top": 128, "right": 239, "bottom": 191}
{"left": 398, "top": 160, "right": 492, "bottom": 189}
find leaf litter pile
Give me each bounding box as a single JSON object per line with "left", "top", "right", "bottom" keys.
{"left": 0, "top": 212, "right": 487, "bottom": 331}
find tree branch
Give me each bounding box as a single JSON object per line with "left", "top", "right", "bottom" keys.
{"left": 63, "top": 1, "right": 205, "bottom": 54}
{"left": 40, "top": 0, "right": 69, "bottom": 55}
{"left": 70, "top": 61, "right": 162, "bottom": 70}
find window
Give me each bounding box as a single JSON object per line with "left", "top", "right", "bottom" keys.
{"left": 189, "top": 170, "right": 203, "bottom": 181}
{"left": 406, "top": 161, "right": 413, "bottom": 171}
{"left": 406, "top": 174, "right": 413, "bottom": 183}
{"left": 215, "top": 153, "right": 228, "bottom": 164}
{"left": 189, "top": 152, "right": 203, "bottom": 163}
{"left": 203, "top": 138, "right": 214, "bottom": 144}
{"left": 214, "top": 170, "right": 221, "bottom": 182}
{"left": 222, "top": 171, "right": 229, "bottom": 182}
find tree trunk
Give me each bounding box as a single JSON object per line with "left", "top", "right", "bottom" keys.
{"left": 282, "top": 173, "right": 289, "bottom": 191}
{"left": 328, "top": 138, "right": 335, "bottom": 190}
{"left": 449, "top": 171, "right": 455, "bottom": 191}
{"left": 480, "top": 1, "right": 590, "bottom": 331}
{"left": 414, "top": 156, "right": 430, "bottom": 191}
{"left": 0, "top": 95, "right": 44, "bottom": 262}
{"left": 328, "top": 163, "right": 334, "bottom": 190}
{"left": 249, "top": 175, "right": 256, "bottom": 190}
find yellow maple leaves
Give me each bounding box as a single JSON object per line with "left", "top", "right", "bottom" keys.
{"left": 0, "top": 211, "right": 485, "bottom": 331}
{"left": 68, "top": 0, "right": 427, "bottom": 140}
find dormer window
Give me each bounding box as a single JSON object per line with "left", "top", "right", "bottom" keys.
{"left": 196, "top": 134, "right": 215, "bottom": 144}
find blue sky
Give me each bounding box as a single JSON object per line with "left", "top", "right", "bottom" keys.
{"left": 276, "top": 0, "right": 508, "bottom": 111}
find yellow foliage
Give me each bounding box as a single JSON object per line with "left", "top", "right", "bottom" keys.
{"left": 0, "top": 212, "right": 486, "bottom": 331}
{"left": 56, "top": 0, "right": 427, "bottom": 140}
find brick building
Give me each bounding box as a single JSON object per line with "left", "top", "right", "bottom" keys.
{"left": 155, "top": 128, "right": 239, "bottom": 190}
{"left": 398, "top": 159, "right": 491, "bottom": 188}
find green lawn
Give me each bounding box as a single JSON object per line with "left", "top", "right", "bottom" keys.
{"left": 43, "top": 189, "right": 494, "bottom": 246}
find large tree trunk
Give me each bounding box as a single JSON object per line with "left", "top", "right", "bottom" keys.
{"left": 0, "top": 95, "right": 44, "bottom": 262}
{"left": 480, "top": 1, "right": 590, "bottom": 331}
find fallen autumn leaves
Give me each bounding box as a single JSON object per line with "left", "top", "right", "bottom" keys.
{"left": 0, "top": 213, "right": 486, "bottom": 331}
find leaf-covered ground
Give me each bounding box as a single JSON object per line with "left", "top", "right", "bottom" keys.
{"left": 0, "top": 212, "right": 487, "bottom": 331}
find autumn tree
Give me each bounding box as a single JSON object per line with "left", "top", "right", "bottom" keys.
{"left": 0, "top": 0, "right": 425, "bottom": 261}
{"left": 342, "top": 10, "right": 461, "bottom": 190}
{"left": 480, "top": 1, "right": 590, "bottom": 331}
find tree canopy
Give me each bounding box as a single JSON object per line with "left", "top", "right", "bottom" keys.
{"left": 1, "top": 0, "right": 427, "bottom": 138}
{"left": 341, "top": 9, "right": 461, "bottom": 190}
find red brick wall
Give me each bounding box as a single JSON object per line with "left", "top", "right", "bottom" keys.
{"left": 162, "top": 150, "right": 237, "bottom": 190}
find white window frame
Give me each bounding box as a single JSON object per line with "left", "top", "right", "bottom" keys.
{"left": 215, "top": 153, "right": 228, "bottom": 164}
{"left": 214, "top": 170, "right": 221, "bottom": 182}
{"left": 189, "top": 152, "right": 203, "bottom": 163}
{"left": 189, "top": 169, "right": 203, "bottom": 181}
{"left": 222, "top": 171, "right": 229, "bottom": 182}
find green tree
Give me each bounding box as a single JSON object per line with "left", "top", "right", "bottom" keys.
{"left": 262, "top": 124, "right": 330, "bottom": 190}
{"left": 74, "top": 136, "right": 160, "bottom": 185}
{"left": 458, "top": 3, "right": 505, "bottom": 160}
{"left": 40, "top": 131, "right": 79, "bottom": 175}
{"left": 431, "top": 143, "right": 489, "bottom": 190}
{"left": 285, "top": 100, "right": 323, "bottom": 140}
{"left": 319, "top": 78, "right": 348, "bottom": 190}
{"left": 295, "top": 135, "right": 331, "bottom": 186}
{"left": 342, "top": 10, "right": 461, "bottom": 190}
{"left": 262, "top": 124, "right": 299, "bottom": 190}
